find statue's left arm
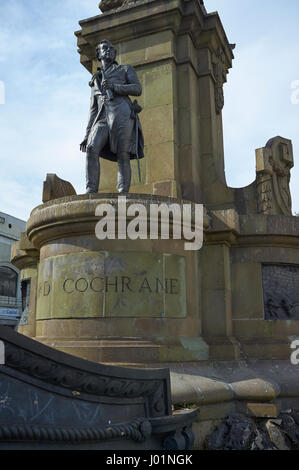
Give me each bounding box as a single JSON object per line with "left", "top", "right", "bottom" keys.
{"left": 113, "top": 65, "right": 142, "bottom": 96}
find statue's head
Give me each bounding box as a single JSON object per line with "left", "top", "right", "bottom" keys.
{"left": 96, "top": 40, "right": 117, "bottom": 63}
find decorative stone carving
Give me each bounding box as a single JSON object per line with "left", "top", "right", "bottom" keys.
{"left": 99, "top": 0, "right": 136, "bottom": 12}
{"left": 42, "top": 174, "right": 76, "bottom": 203}
{"left": 212, "top": 47, "right": 227, "bottom": 115}
{"left": 256, "top": 137, "right": 294, "bottom": 216}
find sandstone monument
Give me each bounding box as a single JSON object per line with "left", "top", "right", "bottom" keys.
{"left": 9, "top": 0, "right": 299, "bottom": 449}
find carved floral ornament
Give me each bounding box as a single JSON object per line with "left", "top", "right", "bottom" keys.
{"left": 212, "top": 47, "right": 227, "bottom": 115}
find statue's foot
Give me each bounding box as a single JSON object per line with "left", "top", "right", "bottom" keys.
{"left": 86, "top": 189, "right": 98, "bottom": 194}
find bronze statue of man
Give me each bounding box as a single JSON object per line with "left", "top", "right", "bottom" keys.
{"left": 80, "top": 40, "right": 144, "bottom": 194}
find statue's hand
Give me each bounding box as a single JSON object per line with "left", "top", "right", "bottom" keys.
{"left": 80, "top": 139, "right": 88, "bottom": 153}
{"left": 102, "top": 79, "right": 114, "bottom": 91}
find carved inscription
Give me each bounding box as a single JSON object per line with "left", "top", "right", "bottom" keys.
{"left": 36, "top": 252, "right": 187, "bottom": 319}
{"left": 61, "top": 277, "right": 179, "bottom": 295}
{"left": 262, "top": 264, "right": 299, "bottom": 320}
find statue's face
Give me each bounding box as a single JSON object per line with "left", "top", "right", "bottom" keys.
{"left": 98, "top": 42, "right": 115, "bottom": 62}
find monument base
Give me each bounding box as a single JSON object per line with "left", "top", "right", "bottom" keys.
{"left": 11, "top": 193, "right": 299, "bottom": 448}
{"left": 14, "top": 193, "right": 212, "bottom": 364}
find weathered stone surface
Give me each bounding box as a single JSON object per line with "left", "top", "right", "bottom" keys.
{"left": 265, "top": 420, "right": 289, "bottom": 450}
{"left": 279, "top": 411, "right": 299, "bottom": 446}
{"left": 232, "top": 262, "right": 264, "bottom": 320}
{"left": 42, "top": 174, "right": 76, "bottom": 203}
{"left": 246, "top": 403, "right": 280, "bottom": 419}
{"left": 256, "top": 137, "right": 294, "bottom": 216}
{"left": 234, "top": 136, "right": 294, "bottom": 216}
{"left": 205, "top": 414, "right": 258, "bottom": 450}
{"left": 18, "top": 193, "right": 209, "bottom": 363}
{"left": 205, "top": 409, "right": 299, "bottom": 450}
{"left": 99, "top": 0, "right": 136, "bottom": 13}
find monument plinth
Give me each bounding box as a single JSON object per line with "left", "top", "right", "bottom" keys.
{"left": 14, "top": 193, "right": 210, "bottom": 364}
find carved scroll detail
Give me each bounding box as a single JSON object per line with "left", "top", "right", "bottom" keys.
{"left": 256, "top": 137, "right": 294, "bottom": 216}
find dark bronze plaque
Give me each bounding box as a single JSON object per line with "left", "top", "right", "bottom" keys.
{"left": 262, "top": 264, "right": 299, "bottom": 320}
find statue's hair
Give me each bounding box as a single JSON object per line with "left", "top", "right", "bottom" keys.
{"left": 96, "top": 40, "right": 117, "bottom": 60}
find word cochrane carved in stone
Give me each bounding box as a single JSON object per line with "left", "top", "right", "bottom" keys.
{"left": 62, "top": 277, "right": 179, "bottom": 295}
{"left": 41, "top": 277, "right": 180, "bottom": 296}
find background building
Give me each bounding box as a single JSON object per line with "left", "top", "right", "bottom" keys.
{"left": 0, "top": 212, "right": 26, "bottom": 328}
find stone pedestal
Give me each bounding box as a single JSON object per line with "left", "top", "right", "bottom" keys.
{"left": 11, "top": 233, "right": 39, "bottom": 338}
{"left": 14, "top": 194, "right": 211, "bottom": 364}
{"left": 12, "top": 193, "right": 299, "bottom": 365}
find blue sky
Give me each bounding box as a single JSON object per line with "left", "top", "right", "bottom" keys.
{"left": 0, "top": 0, "right": 298, "bottom": 221}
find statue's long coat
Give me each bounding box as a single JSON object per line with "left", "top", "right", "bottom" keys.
{"left": 84, "top": 62, "right": 144, "bottom": 162}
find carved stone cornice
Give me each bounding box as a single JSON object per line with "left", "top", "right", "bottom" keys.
{"left": 75, "top": 0, "right": 233, "bottom": 74}
{"left": 26, "top": 194, "right": 209, "bottom": 249}
{"left": 11, "top": 233, "right": 39, "bottom": 270}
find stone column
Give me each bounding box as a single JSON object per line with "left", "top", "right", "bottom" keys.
{"left": 11, "top": 233, "right": 39, "bottom": 338}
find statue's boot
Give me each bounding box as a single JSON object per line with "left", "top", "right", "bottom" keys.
{"left": 86, "top": 150, "right": 100, "bottom": 194}
{"left": 117, "top": 152, "right": 131, "bottom": 193}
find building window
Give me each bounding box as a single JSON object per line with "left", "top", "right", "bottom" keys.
{"left": 0, "top": 266, "right": 18, "bottom": 298}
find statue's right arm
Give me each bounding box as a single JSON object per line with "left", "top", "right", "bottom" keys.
{"left": 80, "top": 87, "right": 98, "bottom": 152}
{"left": 85, "top": 87, "right": 98, "bottom": 140}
